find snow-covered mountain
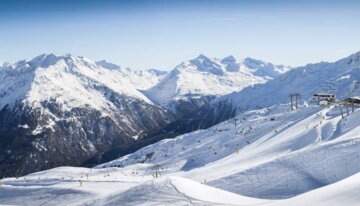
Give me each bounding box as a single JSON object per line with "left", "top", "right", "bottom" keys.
{"left": 165, "top": 51, "right": 360, "bottom": 134}
{"left": 0, "top": 54, "right": 154, "bottom": 110}
{"left": 145, "top": 54, "right": 291, "bottom": 117}
{"left": 1, "top": 103, "right": 360, "bottom": 205}
{"left": 96, "top": 60, "right": 167, "bottom": 90}
{"left": 0, "top": 54, "right": 172, "bottom": 177}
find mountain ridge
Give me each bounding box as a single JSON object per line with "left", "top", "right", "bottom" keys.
{"left": 144, "top": 54, "right": 291, "bottom": 117}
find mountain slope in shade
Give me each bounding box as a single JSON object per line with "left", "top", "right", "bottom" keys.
{"left": 0, "top": 54, "right": 172, "bottom": 177}
{"left": 145, "top": 54, "right": 291, "bottom": 117}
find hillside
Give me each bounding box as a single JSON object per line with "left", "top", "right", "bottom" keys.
{"left": 1, "top": 103, "right": 360, "bottom": 205}
{"left": 100, "top": 104, "right": 360, "bottom": 198}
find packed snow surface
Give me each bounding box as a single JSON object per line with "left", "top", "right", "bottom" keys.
{"left": 1, "top": 104, "right": 360, "bottom": 205}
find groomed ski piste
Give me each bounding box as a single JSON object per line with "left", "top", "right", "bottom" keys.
{"left": 1, "top": 104, "right": 360, "bottom": 206}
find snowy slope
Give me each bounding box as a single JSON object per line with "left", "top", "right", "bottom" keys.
{"left": 93, "top": 176, "right": 271, "bottom": 206}
{"left": 1, "top": 165, "right": 359, "bottom": 206}
{"left": 1, "top": 104, "right": 360, "bottom": 205}
{"left": 99, "top": 104, "right": 360, "bottom": 199}
{"left": 0, "top": 166, "right": 273, "bottom": 206}
{"left": 145, "top": 54, "right": 291, "bottom": 114}
{"left": 269, "top": 172, "right": 360, "bottom": 206}
{"left": 96, "top": 60, "right": 167, "bottom": 90}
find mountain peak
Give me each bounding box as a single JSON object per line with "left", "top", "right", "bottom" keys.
{"left": 29, "top": 53, "right": 61, "bottom": 68}
{"left": 221, "top": 55, "right": 236, "bottom": 64}
{"left": 195, "top": 54, "right": 210, "bottom": 60}
{"left": 189, "top": 54, "right": 224, "bottom": 75}
{"left": 243, "top": 57, "right": 266, "bottom": 67}
{"left": 28, "top": 53, "right": 92, "bottom": 69}
{"left": 221, "top": 55, "right": 239, "bottom": 72}
{"left": 96, "top": 60, "right": 121, "bottom": 70}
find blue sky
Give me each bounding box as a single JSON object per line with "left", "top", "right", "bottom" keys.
{"left": 1, "top": 0, "right": 360, "bottom": 70}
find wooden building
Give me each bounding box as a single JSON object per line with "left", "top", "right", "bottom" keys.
{"left": 313, "top": 93, "right": 336, "bottom": 105}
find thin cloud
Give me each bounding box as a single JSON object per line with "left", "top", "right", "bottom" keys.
{"left": 202, "top": 14, "right": 279, "bottom": 22}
